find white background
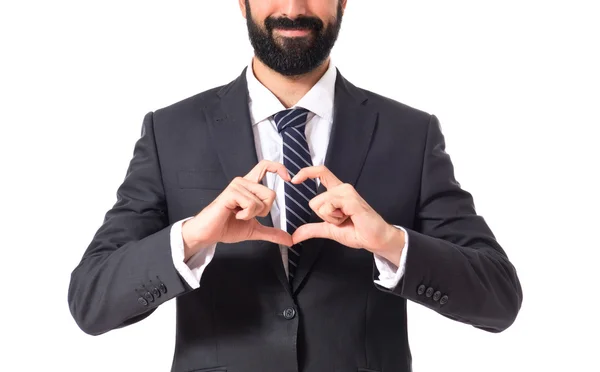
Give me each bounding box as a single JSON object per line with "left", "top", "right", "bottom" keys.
{"left": 1, "top": 1, "right": 599, "bottom": 371}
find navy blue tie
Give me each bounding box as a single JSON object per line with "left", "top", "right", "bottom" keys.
{"left": 274, "top": 107, "right": 317, "bottom": 283}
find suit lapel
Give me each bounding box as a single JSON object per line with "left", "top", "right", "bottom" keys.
{"left": 204, "top": 67, "right": 378, "bottom": 296}
{"left": 205, "top": 68, "right": 292, "bottom": 297}
{"left": 292, "top": 70, "right": 379, "bottom": 294}
{"left": 207, "top": 67, "right": 258, "bottom": 184}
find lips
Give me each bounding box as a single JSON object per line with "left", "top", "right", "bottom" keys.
{"left": 274, "top": 28, "right": 313, "bottom": 36}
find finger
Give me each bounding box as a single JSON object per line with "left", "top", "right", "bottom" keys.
{"left": 291, "top": 165, "right": 342, "bottom": 190}
{"left": 244, "top": 160, "right": 291, "bottom": 184}
{"left": 292, "top": 222, "right": 332, "bottom": 245}
{"left": 309, "top": 190, "right": 344, "bottom": 213}
{"left": 317, "top": 201, "right": 348, "bottom": 225}
{"left": 220, "top": 186, "right": 262, "bottom": 220}
{"left": 328, "top": 196, "right": 363, "bottom": 217}
{"left": 307, "top": 191, "right": 343, "bottom": 224}
{"left": 309, "top": 192, "right": 351, "bottom": 223}
{"left": 331, "top": 209, "right": 345, "bottom": 218}
{"left": 230, "top": 184, "right": 266, "bottom": 220}
{"left": 234, "top": 178, "right": 277, "bottom": 217}
{"left": 249, "top": 222, "right": 293, "bottom": 247}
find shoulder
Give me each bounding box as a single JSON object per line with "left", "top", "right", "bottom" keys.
{"left": 339, "top": 76, "right": 438, "bottom": 146}
{"left": 152, "top": 84, "right": 225, "bottom": 124}
{"left": 337, "top": 73, "right": 433, "bottom": 127}
{"left": 360, "top": 87, "right": 432, "bottom": 125}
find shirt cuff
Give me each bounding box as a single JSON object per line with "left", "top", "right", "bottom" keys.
{"left": 170, "top": 216, "right": 217, "bottom": 290}
{"left": 373, "top": 225, "right": 409, "bottom": 290}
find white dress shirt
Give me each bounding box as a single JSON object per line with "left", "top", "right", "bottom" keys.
{"left": 170, "top": 59, "right": 409, "bottom": 290}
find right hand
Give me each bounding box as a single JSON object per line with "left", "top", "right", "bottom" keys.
{"left": 181, "top": 160, "right": 293, "bottom": 260}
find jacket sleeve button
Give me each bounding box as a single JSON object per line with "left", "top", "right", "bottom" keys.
{"left": 138, "top": 297, "right": 149, "bottom": 306}
{"left": 144, "top": 291, "right": 154, "bottom": 303}
{"left": 425, "top": 287, "right": 434, "bottom": 298}
{"left": 433, "top": 291, "right": 442, "bottom": 301}
{"left": 440, "top": 295, "right": 449, "bottom": 305}
{"left": 417, "top": 285, "right": 426, "bottom": 295}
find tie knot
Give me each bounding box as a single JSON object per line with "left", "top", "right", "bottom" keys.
{"left": 274, "top": 108, "right": 310, "bottom": 133}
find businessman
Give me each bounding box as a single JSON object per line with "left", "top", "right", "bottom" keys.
{"left": 68, "top": 1, "right": 523, "bottom": 371}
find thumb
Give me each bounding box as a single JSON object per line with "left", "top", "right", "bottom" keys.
{"left": 292, "top": 222, "right": 331, "bottom": 245}
{"left": 249, "top": 222, "right": 293, "bottom": 247}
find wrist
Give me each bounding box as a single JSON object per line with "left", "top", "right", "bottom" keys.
{"left": 377, "top": 224, "right": 405, "bottom": 267}
{"left": 182, "top": 218, "right": 214, "bottom": 262}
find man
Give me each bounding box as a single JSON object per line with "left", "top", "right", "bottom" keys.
{"left": 68, "top": 1, "right": 523, "bottom": 371}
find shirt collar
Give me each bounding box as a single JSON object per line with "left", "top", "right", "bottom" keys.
{"left": 245, "top": 57, "right": 337, "bottom": 125}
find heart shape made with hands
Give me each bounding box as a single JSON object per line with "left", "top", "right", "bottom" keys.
{"left": 236, "top": 160, "right": 346, "bottom": 244}
{"left": 235, "top": 160, "right": 402, "bottom": 264}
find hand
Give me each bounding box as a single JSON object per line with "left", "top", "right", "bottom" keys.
{"left": 182, "top": 160, "right": 293, "bottom": 260}
{"left": 290, "top": 166, "right": 405, "bottom": 264}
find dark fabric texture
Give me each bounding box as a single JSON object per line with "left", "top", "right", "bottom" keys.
{"left": 68, "top": 67, "right": 523, "bottom": 372}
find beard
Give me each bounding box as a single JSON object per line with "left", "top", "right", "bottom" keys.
{"left": 245, "top": 0, "right": 343, "bottom": 76}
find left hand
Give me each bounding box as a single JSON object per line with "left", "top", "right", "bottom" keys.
{"left": 290, "top": 166, "right": 405, "bottom": 261}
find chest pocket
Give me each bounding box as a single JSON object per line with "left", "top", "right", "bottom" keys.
{"left": 177, "top": 169, "right": 228, "bottom": 190}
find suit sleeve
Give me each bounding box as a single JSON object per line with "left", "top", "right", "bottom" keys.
{"left": 68, "top": 112, "right": 193, "bottom": 336}
{"left": 376, "top": 115, "right": 523, "bottom": 333}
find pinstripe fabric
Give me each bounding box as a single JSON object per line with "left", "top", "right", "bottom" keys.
{"left": 274, "top": 107, "right": 316, "bottom": 283}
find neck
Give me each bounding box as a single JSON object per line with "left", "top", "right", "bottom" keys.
{"left": 251, "top": 56, "right": 330, "bottom": 108}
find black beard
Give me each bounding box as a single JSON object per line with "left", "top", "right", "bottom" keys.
{"left": 245, "top": 0, "right": 343, "bottom": 76}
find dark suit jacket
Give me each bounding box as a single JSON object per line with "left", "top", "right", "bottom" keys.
{"left": 68, "top": 68, "right": 523, "bottom": 372}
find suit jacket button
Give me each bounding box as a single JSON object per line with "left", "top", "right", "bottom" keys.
{"left": 138, "top": 297, "right": 149, "bottom": 306}
{"left": 425, "top": 287, "right": 434, "bottom": 298}
{"left": 151, "top": 287, "right": 161, "bottom": 298}
{"left": 283, "top": 307, "right": 296, "bottom": 320}
{"left": 159, "top": 283, "right": 167, "bottom": 294}
{"left": 144, "top": 291, "right": 154, "bottom": 303}
{"left": 433, "top": 291, "right": 442, "bottom": 301}
{"left": 440, "top": 295, "right": 449, "bottom": 305}
{"left": 417, "top": 285, "right": 426, "bottom": 295}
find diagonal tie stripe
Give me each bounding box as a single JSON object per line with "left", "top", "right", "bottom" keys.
{"left": 285, "top": 194, "right": 312, "bottom": 215}
{"left": 275, "top": 109, "right": 309, "bottom": 131}
{"left": 286, "top": 168, "right": 317, "bottom": 195}
{"left": 284, "top": 132, "right": 311, "bottom": 157}
{"left": 274, "top": 107, "right": 316, "bottom": 283}
{"left": 283, "top": 141, "right": 312, "bottom": 167}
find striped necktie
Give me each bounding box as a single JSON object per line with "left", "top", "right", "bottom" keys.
{"left": 274, "top": 107, "right": 317, "bottom": 284}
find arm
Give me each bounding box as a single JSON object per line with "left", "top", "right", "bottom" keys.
{"left": 373, "top": 226, "right": 409, "bottom": 289}
{"left": 68, "top": 112, "right": 193, "bottom": 336}
{"left": 376, "top": 115, "right": 523, "bottom": 333}
{"left": 171, "top": 217, "right": 217, "bottom": 290}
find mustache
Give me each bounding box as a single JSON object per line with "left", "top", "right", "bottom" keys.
{"left": 264, "top": 16, "right": 324, "bottom": 33}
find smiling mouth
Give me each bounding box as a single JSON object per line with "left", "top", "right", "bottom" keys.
{"left": 274, "top": 28, "right": 313, "bottom": 37}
